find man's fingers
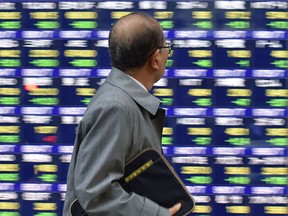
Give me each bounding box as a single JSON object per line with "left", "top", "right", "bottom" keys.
{"left": 169, "top": 203, "right": 181, "bottom": 216}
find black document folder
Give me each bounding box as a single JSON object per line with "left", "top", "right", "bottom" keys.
{"left": 70, "top": 148, "right": 195, "bottom": 216}
{"left": 118, "top": 148, "right": 195, "bottom": 216}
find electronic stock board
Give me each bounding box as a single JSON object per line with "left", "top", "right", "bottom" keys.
{"left": 0, "top": 1, "right": 287, "bottom": 215}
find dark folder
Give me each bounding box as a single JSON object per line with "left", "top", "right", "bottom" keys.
{"left": 70, "top": 148, "right": 195, "bottom": 216}
{"left": 118, "top": 148, "right": 195, "bottom": 216}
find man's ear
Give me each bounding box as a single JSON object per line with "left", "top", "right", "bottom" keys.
{"left": 150, "top": 49, "right": 161, "bottom": 70}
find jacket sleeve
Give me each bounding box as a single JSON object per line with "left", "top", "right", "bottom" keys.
{"left": 73, "top": 101, "right": 169, "bottom": 216}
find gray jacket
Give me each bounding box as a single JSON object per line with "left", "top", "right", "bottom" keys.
{"left": 63, "top": 68, "right": 169, "bottom": 216}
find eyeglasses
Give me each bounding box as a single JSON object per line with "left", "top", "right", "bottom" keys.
{"left": 149, "top": 42, "right": 173, "bottom": 57}
{"left": 159, "top": 42, "right": 173, "bottom": 54}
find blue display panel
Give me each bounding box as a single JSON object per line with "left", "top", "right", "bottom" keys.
{"left": 0, "top": 1, "right": 287, "bottom": 215}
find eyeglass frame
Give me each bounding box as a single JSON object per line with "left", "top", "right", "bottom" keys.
{"left": 149, "top": 42, "right": 173, "bottom": 57}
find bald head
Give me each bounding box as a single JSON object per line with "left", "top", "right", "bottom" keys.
{"left": 108, "top": 12, "right": 165, "bottom": 72}
{"left": 111, "top": 13, "right": 160, "bottom": 47}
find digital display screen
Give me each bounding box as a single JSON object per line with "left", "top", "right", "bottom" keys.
{"left": 0, "top": 1, "right": 287, "bottom": 215}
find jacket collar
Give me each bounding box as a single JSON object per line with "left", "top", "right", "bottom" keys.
{"left": 105, "top": 67, "right": 161, "bottom": 115}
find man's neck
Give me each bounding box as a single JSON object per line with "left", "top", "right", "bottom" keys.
{"left": 126, "top": 68, "right": 154, "bottom": 91}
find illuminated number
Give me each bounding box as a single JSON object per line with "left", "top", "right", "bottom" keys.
{"left": 265, "top": 206, "right": 288, "bottom": 214}
{"left": 266, "top": 89, "right": 288, "bottom": 97}
{"left": 0, "top": 50, "right": 20, "bottom": 57}
{"left": 29, "top": 50, "right": 59, "bottom": 57}
{"left": 187, "top": 128, "right": 212, "bottom": 135}
{"left": 111, "top": 12, "right": 131, "bottom": 19}
{"left": 0, "top": 202, "right": 20, "bottom": 210}
{"left": 227, "top": 89, "right": 252, "bottom": 97}
{"left": 226, "top": 206, "right": 250, "bottom": 214}
{"left": 162, "top": 127, "right": 173, "bottom": 135}
{"left": 34, "top": 165, "right": 58, "bottom": 174}
{"left": 30, "top": 12, "right": 59, "bottom": 19}
{"left": 270, "top": 50, "right": 288, "bottom": 58}
{"left": 192, "top": 11, "right": 212, "bottom": 19}
{"left": 225, "top": 12, "right": 251, "bottom": 19}
{"left": 225, "top": 167, "right": 251, "bottom": 174}
{"left": 65, "top": 12, "right": 97, "bottom": 19}
{"left": 0, "top": 126, "right": 20, "bottom": 133}
{"left": 28, "top": 88, "right": 59, "bottom": 96}
{"left": 33, "top": 203, "right": 57, "bottom": 211}
{"left": 261, "top": 167, "right": 288, "bottom": 175}
{"left": 0, "top": 164, "right": 19, "bottom": 171}
{"left": 64, "top": 50, "right": 97, "bottom": 57}
{"left": 266, "top": 128, "right": 288, "bottom": 136}
{"left": 0, "top": 88, "right": 20, "bottom": 95}
{"left": 187, "top": 89, "right": 212, "bottom": 96}
{"left": 34, "top": 126, "right": 58, "bottom": 134}
{"left": 266, "top": 12, "right": 288, "bottom": 19}
{"left": 225, "top": 128, "right": 249, "bottom": 135}
{"left": 153, "top": 88, "right": 173, "bottom": 96}
{"left": 154, "top": 11, "right": 174, "bottom": 19}
{"left": 188, "top": 50, "right": 212, "bottom": 58}
{"left": 193, "top": 205, "right": 212, "bottom": 213}
{"left": 181, "top": 166, "right": 212, "bottom": 174}
{"left": 227, "top": 50, "right": 251, "bottom": 58}
{"left": 0, "top": 12, "right": 21, "bottom": 19}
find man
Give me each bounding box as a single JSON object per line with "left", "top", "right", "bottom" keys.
{"left": 63, "top": 12, "right": 181, "bottom": 215}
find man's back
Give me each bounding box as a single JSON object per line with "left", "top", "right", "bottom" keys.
{"left": 63, "top": 68, "right": 168, "bottom": 216}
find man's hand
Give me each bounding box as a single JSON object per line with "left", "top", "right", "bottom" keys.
{"left": 169, "top": 203, "right": 181, "bottom": 216}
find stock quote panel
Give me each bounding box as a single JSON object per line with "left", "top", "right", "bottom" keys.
{"left": 0, "top": 0, "right": 287, "bottom": 216}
